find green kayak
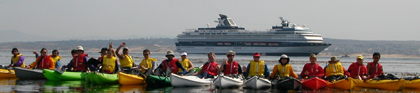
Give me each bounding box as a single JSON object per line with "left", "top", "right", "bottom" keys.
{"left": 86, "top": 72, "right": 119, "bottom": 84}
{"left": 146, "top": 75, "right": 171, "bottom": 87}
{"left": 42, "top": 69, "right": 87, "bottom": 81}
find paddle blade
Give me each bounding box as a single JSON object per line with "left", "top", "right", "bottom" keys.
{"left": 55, "top": 69, "right": 64, "bottom": 74}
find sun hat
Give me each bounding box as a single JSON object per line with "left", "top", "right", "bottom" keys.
{"left": 99, "top": 47, "right": 108, "bottom": 53}
{"left": 166, "top": 50, "right": 175, "bottom": 56}
{"left": 253, "top": 52, "right": 260, "bottom": 57}
{"left": 227, "top": 50, "right": 236, "bottom": 55}
{"left": 330, "top": 56, "right": 340, "bottom": 62}
{"left": 279, "top": 54, "right": 290, "bottom": 64}
{"left": 76, "top": 46, "right": 84, "bottom": 51}
{"left": 357, "top": 55, "right": 364, "bottom": 59}
{"left": 123, "top": 47, "right": 129, "bottom": 50}
{"left": 180, "top": 51, "right": 187, "bottom": 56}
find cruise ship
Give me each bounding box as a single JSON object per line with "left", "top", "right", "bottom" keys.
{"left": 175, "top": 14, "right": 331, "bottom": 56}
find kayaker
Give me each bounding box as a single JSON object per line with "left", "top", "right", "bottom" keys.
{"left": 99, "top": 43, "right": 119, "bottom": 74}
{"left": 66, "top": 46, "right": 94, "bottom": 72}
{"left": 139, "top": 49, "right": 157, "bottom": 74}
{"left": 115, "top": 42, "right": 135, "bottom": 74}
{"left": 155, "top": 50, "right": 187, "bottom": 76}
{"left": 97, "top": 47, "right": 108, "bottom": 62}
{"left": 243, "top": 52, "right": 270, "bottom": 79}
{"left": 324, "top": 56, "right": 350, "bottom": 82}
{"left": 269, "top": 54, "right": 298, "bottom": 80}
{"left": 348, "top": 55, "right": 367, "bottom": 80}
{"left": 26, "top": 48, "right": 55, "bottom": 69}
{"left": 65, "top": 49, "right": 77, "bottom": 71}
{"left": 367, "top": 52, "right": 383, "bottom": 79}
{"left": 9, "top": 48, "right": 26, "bottom": 68}
{"left": 50, "top": 50, "right": 62, "bottom": 70}
{"left": 178, "top": 51, "right": 194, "bottom": 74}
{"left": 193, "top": 52, "right": 220, "bottom": 79}
{"left": 219, "top": 50, "right": 243, "bottom": 78}
{"left": 33, "top": 50, "right": 61, "bottom": 70}
{"left": 300, "top": 54, "right": 324, "bottom": 78}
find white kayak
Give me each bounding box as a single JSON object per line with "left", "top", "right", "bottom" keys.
{"left": 170, "top": 73, "right": 214, "bottom": 87}
{"left": 244, "top": 76, "right": 271, "bottom": 89}
{"left": 213, "top": 75, "right": 243, "bottom": 88}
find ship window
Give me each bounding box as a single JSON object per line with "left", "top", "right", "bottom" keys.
{"left": 217, "top": 33, "right": 221, "bottom": 35}
{"left": 205, "top": 33, "right": 210, "bottom": 35}
{"left": 223, "top": 33, "right": 227, "bottom": 35}
{"left": 200, "top": 33, "right": 204, "bottom": 35}
{"left": 186, "top": 33, "right": 190, "bottom": 35}
{"left": 211, "top": 33, "right": 216, "bottom": 35}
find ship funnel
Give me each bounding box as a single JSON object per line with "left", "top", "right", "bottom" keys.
{"left": 216, "top": 14, "right": 238, "bottom": 28}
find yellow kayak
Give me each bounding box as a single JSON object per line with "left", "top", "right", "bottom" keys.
{"left": 118, "top": 72, "right": 146, "bottom": 85}
{"left": 0, "top": 68, "right": 16, "bottom": 78}
{"left": 405, "top": 79, "right": 420, "bottom": 89}
{"left": 327, "top": 77, "right": 355, "bottom": 90}
{"left": 355, "top": 79, "right": 405, "bottom": 91}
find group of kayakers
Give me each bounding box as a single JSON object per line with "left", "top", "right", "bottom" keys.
{"left": 7, "top": 43, "right": 384, "bottom": 82}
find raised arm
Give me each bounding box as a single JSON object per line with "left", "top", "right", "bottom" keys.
{"left": 115, "top": 43, "right": 125, "bottom": 59}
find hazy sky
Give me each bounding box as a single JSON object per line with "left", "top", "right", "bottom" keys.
{"left": 1, "top": 0, "right": 419, "bottom": 41}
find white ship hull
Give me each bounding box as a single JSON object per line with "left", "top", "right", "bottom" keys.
{"left": 176, "top": 45, "right": 329, "bottom": 56}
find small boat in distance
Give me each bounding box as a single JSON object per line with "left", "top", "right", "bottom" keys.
{"left": 175, "top": 14, "right": 331, "bottom": 56}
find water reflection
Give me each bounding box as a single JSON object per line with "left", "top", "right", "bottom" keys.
{"left": 43, "top": 80, "right": 85, "bottom": 92}
{"left": 15, "top": 79, "right": 47, "bottom": 92}
{"left": 119, "top": 84, "right": 146, "bottom": 93}
{"left": 0, "top": 79, "right": 412, "bottom": 93}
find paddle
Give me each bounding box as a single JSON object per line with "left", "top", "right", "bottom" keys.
{"left": 0, "top": 65, "right": 13, "bottom": 73}
{"left": 55, "top": 69, "right": 64, "bottom": 74}
{"left": 185, "top": 65, "right": 203, "bottom": 76}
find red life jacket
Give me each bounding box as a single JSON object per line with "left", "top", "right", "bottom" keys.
{"left": 202, "top": 61, "right": 219, "bottom": 76}
{"left": 301, "top": 63, "right": 324, "bottom": 78}
{"left": 35, "top": 55, "right": 53, "bottom": 69}
{"left": 348, "top": 63, "right": 367, "bottom": 78}
{"left": 367, "top": 62, "right": 383, "bottom": 78}
{"left": 223, "top": 61, "right": 239, "bottom": 75}
{"left": 72, "top": 54, "right": 88, "bottom": 71}
{"left": 162, "top": 58, "right": 179, "bottom": 74}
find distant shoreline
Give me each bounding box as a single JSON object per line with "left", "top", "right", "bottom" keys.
{"left": 2, "top": 48, "right": 420, "bottom": 58}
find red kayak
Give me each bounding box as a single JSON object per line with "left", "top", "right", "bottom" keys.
{"left": 301, "top": 77, "right": 327, "bottom": 90}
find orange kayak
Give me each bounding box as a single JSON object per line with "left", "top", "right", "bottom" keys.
{"left": 327, "top": 77, "right": 355, "bottom": 90}
{"left": 302, "top": 77, "right": 327, "bottom": 90}
{"left": 118, "top": 72, "right": 146, "bottom": 85}
{"left": 0, "top": 68, "right": 16, "bottom": 78}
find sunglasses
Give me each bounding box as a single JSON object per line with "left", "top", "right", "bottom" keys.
{"left": 253, "top": 57, "right": 260, "bottom": 58}
{"left": 143, "top": 54, "right": 149, "bottom": 55}
{"left": 227, "top": 55, "right": 235, "bottom": 57}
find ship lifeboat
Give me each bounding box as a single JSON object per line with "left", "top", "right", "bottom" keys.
{"left": 245, "top": 43, "right": 252, "bottom": 45}
{"left": 217, "top": 43, "right": 223, "bottom": 45}
{"left": 253, "top": 43, "right": 259, "bottom": 45}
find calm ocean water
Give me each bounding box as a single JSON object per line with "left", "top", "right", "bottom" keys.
{"left": 0, "top": 51, "right": 419, "bottom": 92}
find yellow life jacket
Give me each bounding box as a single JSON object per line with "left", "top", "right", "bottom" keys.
{"left": 140, "top": 58, "right": 157, "bottom": 73}
{"left": 102, "top": 56, "right": 117, "bottom": 72}
{"left": 325, "top": 62, "right": 344, "bottom": 77}
{"left": 120, "top": 54, "right": 134, "bottom": 67}
{"left": 249, "top": 60, "right": 265, "bottom": 77}
{"left": 51, "top": 55, "right": 61, "bottom": 64}
{"left": 277, "top": 64, "right": 291, "bottom": 78}
{"left": 178, "top": 59, "right": 190, "bottom": 71}
{"left": 11, "top": 54, "right": 25, "bottom": 68}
